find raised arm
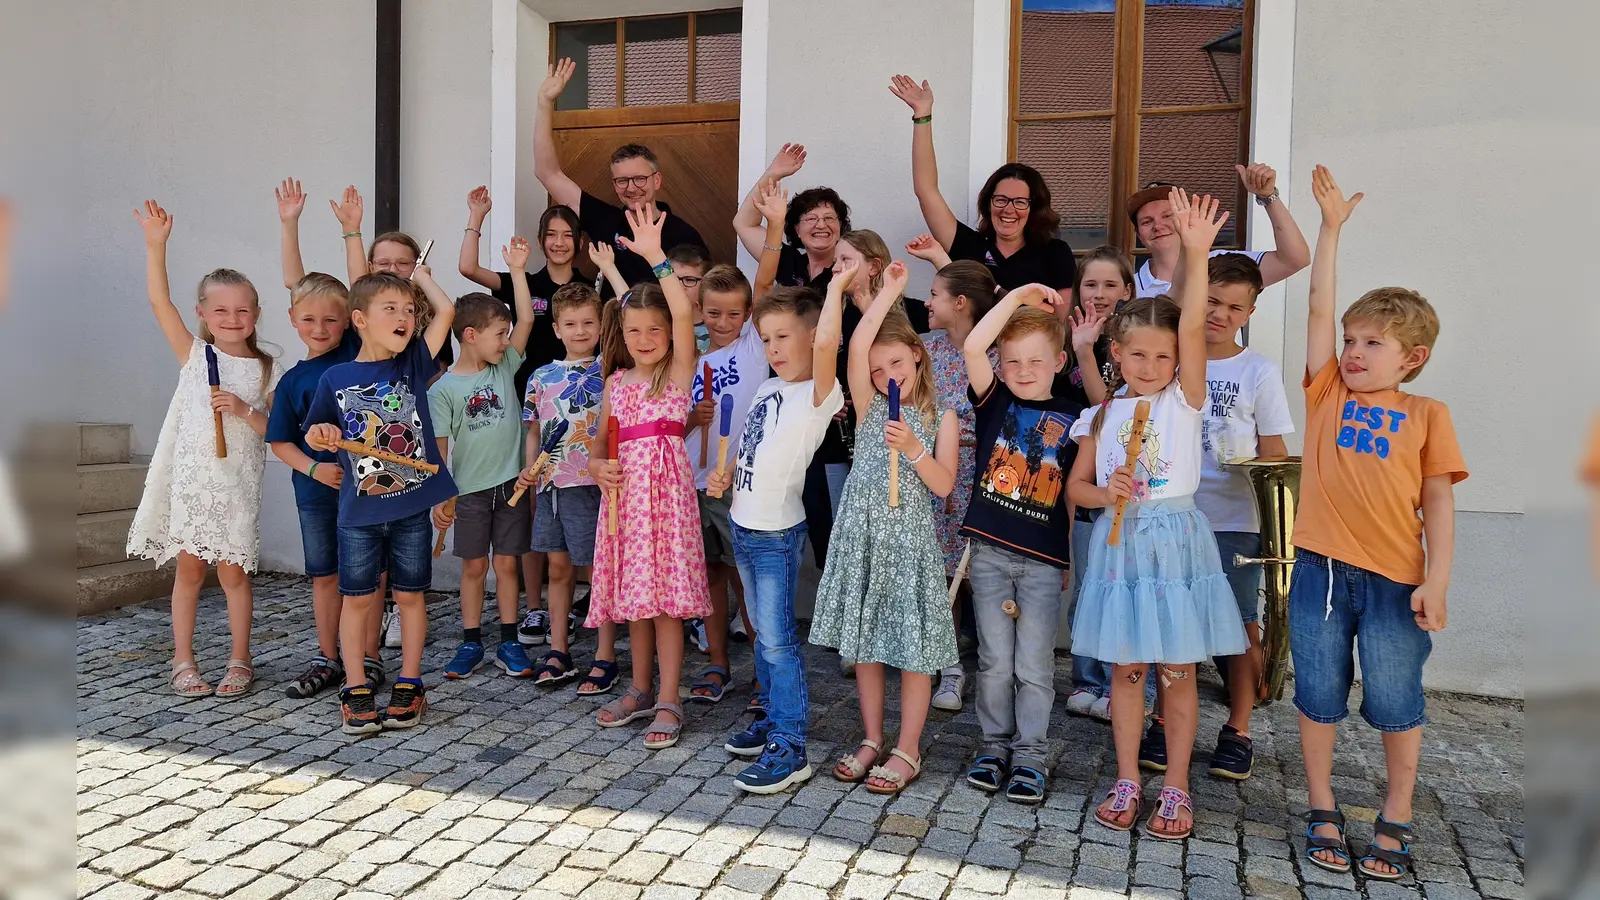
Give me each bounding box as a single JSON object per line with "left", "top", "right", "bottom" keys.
{"left": 1306, "top": 165, "right": 1363, "bottom": 377}
{"left": 458, "top": 185, "right": 502, "bottom": 290}
{"left": 888, "top": 75, "right": 959, "bottom": 250}
{"left": 588, "top": 241, "right": 630, "bottom": 299}
{"left": 1167, "top": 187, "right": 1228, "bottom": 410}
{"left": 733, "top": 144, "right": 806, "bottom": 258}
{"left": 503, "top": 236, "right": 536, "bottom": 354}
{"left": 276, "top": 177, "right": 308, "bottom": 290}
{"left": 813, "top": 260, "right": 855, "bottom": 409}
{"left": 133, "top": 201, "right": 194, "bottom": 364}
{"left": 846, "top": 261, "right": 909, "bottom": 421}
{"left": 617, "top": 207, "right": 698, "bottom": 390}
{"left": 533, "top": 59, "right": 584, "bottom": 211}
{"left": 905, "top": 233, "right": 952, "bottom": 272}
{"left": 411, "top": 264, "right": 456, "bottom": 358}
{"left": 965, "top": 282, "right": 1060, "bottom": 399}
{"left": 1068, "top": 305, "right": 1110, "bottom": 404}
{"left": 1236, "top": 164, "right": 1310, "bottom": 287}
{"left": 330, "top": 185, "right": 368, "bottom": 284}
{"left": 752, "top": 180, "right": 790, "bottom": 298}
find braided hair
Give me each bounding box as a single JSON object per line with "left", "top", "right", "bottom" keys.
{"left": 1088, "top": 294, "right": 1181, "bottom": 441}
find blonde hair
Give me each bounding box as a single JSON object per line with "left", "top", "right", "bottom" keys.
{"left": 290, "top": 272, "right": 349, "bottom": 309}
{"left": 599, "top": 284, "right": 674, "bottom": 398}
{"left": 197, "top": 268, "right": 275, "bottom": 389}
{"left": 349, "top": 272, "right": 433, "bottom": 338}
{"left": 551, "top": 282, "right": 602, "bottom": 319}
{"left": 870, "top": 310, "right": 938, "bottom": 426}
{"left": 1342, "top": 287, "right": 1440, "bottom": 383}
{"left": 1089, "top": 294, "right": 1182, "bottom": 440}
{"left": 840, "top": 229, "right": 892, "bottom": 295}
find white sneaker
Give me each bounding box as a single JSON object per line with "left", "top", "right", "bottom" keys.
{"left": 382, "top": 606, "right": 402, "bottom": 649}
{"left": 729, "top": 612, "right": 749, "bottom": 643}
{"left": 931, "top": 666, "right": 965, "bottom": 712}
{"left": 687, "top": 619, "right": 709, "bottom": 653}
{"left": 1065, "top": 688, "right": 1098, "bottom": 716}
{"left": 518, "top": 609, "right": 550, "bottom": 646}
{"left": 1089, "top": 695, "right": 1113, "bottom": 721}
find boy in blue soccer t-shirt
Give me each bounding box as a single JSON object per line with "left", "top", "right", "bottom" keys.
{"left": 306, "top": 268, "right": 457, "bottom": 735}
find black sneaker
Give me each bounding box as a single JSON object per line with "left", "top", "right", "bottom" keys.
{"left": 518, "top": 609, "right": 550, "bottom": 646}
{"left": 287, "top": 657, "right": 342, "bottom": 699}
{"left": 1207, "top": 724, "right": 1254, "bottom": 780}
{"left": 363, "top": 656, "right": 386, "bottom": 690}
{"left": 382, "top": 681, "right": 427, "bottom": 730}
{"left": 341, "top": 686, "right": 382, "bottom": 735}
{"left": 1138, "top": 719, "right": 1168, "bottom": 772}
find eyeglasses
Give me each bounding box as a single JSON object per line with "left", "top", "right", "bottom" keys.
{"left": 990, "top": 195, "right": 1032, "bottom": 211}
{"left": 798, "top": 214, "right": 840, "bottom": 228}
{"left": 611, "top": 175, "right": 654, "bottom": 190}
{"left": 372, "top": 259, "right": 416, "bottom": 272}
{"left": 677, "top": 276, "right": 703, "bottom": 288}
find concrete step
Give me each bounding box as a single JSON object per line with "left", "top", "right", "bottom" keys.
{"left": 78, "top": 462, "right": 148, "bottom": 516}
{"left": 76, "top": 559, "right": 177, "bottom": 617}
{"left": 78, "top": 509, "right": 136, "bottom": 568}
{"left": 78, "top": 423, "right": 133, "bottom": 466}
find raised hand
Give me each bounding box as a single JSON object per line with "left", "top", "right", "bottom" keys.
{"left": 467, "top": 185, "right": 493, "bottom": 218}
{"left": 276, "top": 178, "right": 306, "bottom": 222}
{"left": 766, "top": 143, "right": 807, "bottom": 179}
{"left": 882, "top": 260, "right": 910, "bottom": 296}
{"left": 306, "top": 423, "right": 342, "bottom": 452}
{"left": 1168, "top": 187, "right": 1229, "bottom": 251}
{"left": 888, "top": 74, "right": 934, "bottom": 118}
{"left": 538, "top": 58, "right": 576, "bottom": 105}
{"left": 589, "top": 240, "right": 617, "bottom": 270}
{"left": 830, "top": 259, "right": 861, "bottom": 295}
{"left": 1311, "top": 164, "right": 1363, "bottom": 226}
{"left": 754, "top": 179, "right": 789, "bottom": 223}
{"left": 1235, "top": 162, "right": 1278, "bottom": 199}
{"left": 503, "top": 236, "right": 531, "bottom": 271}
{"left": 411, "top": 263, "right": 435, "bottom": 287}
{"left": 1069, "top": 304, "right": 1108, "bottom": 353}
{"left": 329, "top": 185, "right": 363, "bottom": 233}
{"left": 1006, "top": 283, "right": 1063, "bottom": 313}
{"left": 133, "top": 200, "right": 174, "bottom": 246}
{"left": 905, "top": 233, "right": 942, "bottom": 263}
{"left": 618, "top": 206, "right": 666, "bottom": 259}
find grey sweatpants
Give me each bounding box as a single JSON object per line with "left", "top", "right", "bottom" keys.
{"left": 969, "top": 540, "right": 1062, "bottom": 771}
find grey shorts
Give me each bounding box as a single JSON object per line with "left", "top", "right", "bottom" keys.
{"left": 453, "top": 477, "right": 532, "bottom": 559}
{"left": 532, "top": 485, "right": 602, "bottom": 566}
{"left": 698, "top": 489, "right": 735, "bottom": 567}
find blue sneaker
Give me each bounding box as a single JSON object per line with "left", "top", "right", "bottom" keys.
{"left": 724, "top": 716, "right": 773, "bottom": 757}
{"left": 444, "top": 642, "right": 485, "bottom": 679}
{"left": 495, "top": 641, "right": 535, "bottom": 677}
{"left": 736, "top": 740, "right": 814, "bottom": 794}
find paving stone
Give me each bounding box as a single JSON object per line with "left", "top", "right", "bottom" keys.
{"left": 181, "top": 864, "right": 260, "bottom": 896}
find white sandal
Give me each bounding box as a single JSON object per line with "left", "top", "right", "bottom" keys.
{"left": 834, "top": 739, "right": 882, "bottom": 783}
{"left": 170, "top": 661, "right": 213, "bottom": 698}
{"left": 865, "top": 748, "right": 922, "bottom": 795}
{"left": 215, "top": 659, "right": 254, "bottom": 699}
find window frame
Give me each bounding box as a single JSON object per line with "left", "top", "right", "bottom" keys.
{"left": 1007, "top": 0, "right": 1255, "bottom": 256}
{"left": 548, "top": 8, "right": 741, "bottom": 114}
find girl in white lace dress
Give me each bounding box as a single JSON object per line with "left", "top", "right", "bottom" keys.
{"left": 126, "top": 202, "right": 282, "bottom": 699}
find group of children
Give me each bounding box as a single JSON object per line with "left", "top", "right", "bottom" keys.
{"left": 127, "top": 151, "right": 1463, "bottom": 881}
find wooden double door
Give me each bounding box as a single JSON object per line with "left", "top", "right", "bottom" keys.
{"left": 551, "top": 102, "right": 740, "bottom": 263}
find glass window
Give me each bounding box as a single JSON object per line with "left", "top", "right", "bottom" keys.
{"left": 553, "top": 21, "right": 618, "bottom": 110}
{"left": 552, "top": 10, "right": 741, "bottom": 110}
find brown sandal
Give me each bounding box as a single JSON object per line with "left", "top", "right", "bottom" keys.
{"left": 833, "top": 739, "right": 882, "bottom": 783}
{"left": 864, "top": 748, "right": 922, "bottom": 795}
{"left": 216, "top": 659, "right": 254, "bottom": 699}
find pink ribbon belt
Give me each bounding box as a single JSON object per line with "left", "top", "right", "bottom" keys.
{"left": 617, "top": 419, "right": 685, "bottom": 444}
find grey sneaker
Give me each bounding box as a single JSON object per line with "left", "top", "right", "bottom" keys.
{"left": 931, "top": 666, "right": 964, "bottom": 712}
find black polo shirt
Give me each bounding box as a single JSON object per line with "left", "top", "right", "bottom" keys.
{"left": 578, "top": 192, "right": 707, "bottom": 296}
{"left": 948, "top": 221, "right": 1077, "bottom": 293}
{"left": 775, "top": 244, "right": 835, "bottom": 292}
{"left": 490, "top": 265, "right": 577, "bottom": 402}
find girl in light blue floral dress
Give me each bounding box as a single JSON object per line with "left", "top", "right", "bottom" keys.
{"left": 810, "top": 262, "right": 959, "bottom": 795}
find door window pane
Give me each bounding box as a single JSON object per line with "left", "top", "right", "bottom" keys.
{"left": 1018, "top": 118, "right": 1113, "bottom": 248}
{"left": 623, "top": 16, "right": 690, "bottom": 107}
{"left": 1137, "top": 110, "right": 1244, "bottom": 246}
{"left": 554, "top": 22, "right": 618, "bottom": 110}
{"left": 1018, "top": 1, "right": 1117, "bottom": 115}
{"left": 694, "top": 11, "right": 742, "bottom": 102}
{"left": 1141, "top": 0, "right": 1245, "bottom": 108}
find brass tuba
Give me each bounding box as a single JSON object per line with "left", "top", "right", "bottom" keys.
{"left": 1222, "top": 456, "right": 1301, "bottom": 703}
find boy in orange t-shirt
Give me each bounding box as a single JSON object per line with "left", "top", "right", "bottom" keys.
{"left": 1292, "top": 168, "right": 1468, "bottom": 883}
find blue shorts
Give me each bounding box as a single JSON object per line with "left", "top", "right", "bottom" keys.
{"left": 337, "top": 509, "right": 433, "bottom": 596}
{"left": 1288, "top": 549, "right": 1431, "bottom": 732}
{"left": 1214, "top": 531, "right": 1263, "bottom": 625}
{"left": 297, "top": 503, "right": 340, "bottom": 579}
{"left": 531, "top": 485, "right": 601, "bottom": 566}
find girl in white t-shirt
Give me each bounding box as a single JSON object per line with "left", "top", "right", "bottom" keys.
{"left": 1065, "top": 189, "right": 1246, "bottom": 841}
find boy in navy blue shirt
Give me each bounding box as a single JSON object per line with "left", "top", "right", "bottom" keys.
{"left": 306, "top": 268, "right": 457, "bottom": 735}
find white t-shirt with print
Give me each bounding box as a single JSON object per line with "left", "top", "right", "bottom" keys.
{"left": 688, "top": 318, "right": 768, "bottom": 490}
{"left": 731, "top": 377, "right": 845, "bottom": 531}
{"left": 1193, "top": 348, "right": 1295, "bottom": 532}
{"left": 1069, "top": 377, "right": 1202, "bottom": 502}
{"left": 1135, "top": 249, "right": 1266, "bottom": 298}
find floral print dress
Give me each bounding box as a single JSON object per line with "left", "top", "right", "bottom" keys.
{"left": 809, "top": 394, "right": 958, "bottom": 675}
{"left": 922, "top": 330, "right": 998, "bottom": 577}
{"left": 585, "top": 371, "right": 711, "bottom": 626}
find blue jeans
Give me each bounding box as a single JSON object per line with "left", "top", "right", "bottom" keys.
{"left": 732, "top": 520, "right": 810, "bottom": 750}
{"left": 297, "top": 502, "right": 340, "bottom": 578}
{"left": 1214, "top": 531, "right": 1264, "bottom": 624}
{"left": 1069, "top": 517, "right": 1156, "bottom": 704}
{"left": 337, "top": 509, "right": 433, "bottom": 596}
{"left": 969, "top": 541, "right": 1061, "bottom": 769}
{"left": 1289, "top": 549, "right": 1431, "bottom": 732}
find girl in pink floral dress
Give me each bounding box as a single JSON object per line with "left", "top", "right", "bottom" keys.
{"left": 585, "top": 208, "right": 711, "bottom": 749}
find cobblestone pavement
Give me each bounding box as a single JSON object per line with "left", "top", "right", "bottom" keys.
{"left": 78, "top": 574, "right": 1524, "bottom": 900}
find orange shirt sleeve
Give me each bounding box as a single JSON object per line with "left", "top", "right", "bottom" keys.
{"left": 1420, "top": 401, "right": 1469, "bottom": 485}
{"left": 1302, "top": 357, "right": 1342, "bottom": 409}
{"left": 1584, "top": 416, "right": 1600, "bottom": 485}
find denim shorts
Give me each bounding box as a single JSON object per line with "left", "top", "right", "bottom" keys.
{"left": 1288, "top": 548, "right": 1431, "bottom": 732}
{"left": 337, "top": 509, "right": 434, "bottom": 596}
{"left": 297, "top": 503, "right": 340, "bottom": 579}
{"left": 1214, "top": 531, "right": 1263, "bottom": 625}
{"left": 532, "top": 485, "right": 601, "bottom": 566}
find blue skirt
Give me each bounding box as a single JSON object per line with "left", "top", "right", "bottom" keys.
{"left": 1071, "top": 496, "right": 1248, "bottom": 665}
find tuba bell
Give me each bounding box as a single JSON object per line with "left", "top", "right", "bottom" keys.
{"left": 1222, "top": 456, "right": 1301, "bottom": 703}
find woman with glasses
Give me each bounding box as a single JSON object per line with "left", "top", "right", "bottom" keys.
{"left": 889, "top": 75, "right": 1078, "bottom": 295}
{"left": 733, "top": 143, "right": 850, "bottom": 292}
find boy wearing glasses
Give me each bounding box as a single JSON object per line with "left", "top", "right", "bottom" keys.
{"left": 534, "top": 58, "right": 709, "bottom": 294}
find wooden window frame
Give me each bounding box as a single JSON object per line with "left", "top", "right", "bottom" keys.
{"left": 548, "top": 7, "right": 740, "bottom": 118}
{"left": 1007, "top": 0, "right": 1254, "bottom": 256}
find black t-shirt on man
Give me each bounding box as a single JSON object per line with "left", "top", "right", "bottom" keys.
{"left": 949, "top": 221, "right": 1078, "bottom": 293}
{"left": 960, "top": 379, "right": 1084, "bottom": 568}
{"left": 490, "top": 265, "right": 577, "bottom": 402}
{"left": 578, "top": 192, "right": 707, "bottom": 296}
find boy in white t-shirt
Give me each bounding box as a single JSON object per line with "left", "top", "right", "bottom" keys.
{"left": 1185, "top": 253, "right": 1294, "bottom": 781}
{"left": 707, "top": 267, "right": 853, "bottom": 794}
{"left": 684, "top": 264, "right": 767, "bottom": 703}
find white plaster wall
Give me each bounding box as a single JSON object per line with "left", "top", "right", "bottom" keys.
{"left": 1286, "top": 0, "right": 1532, "bottom": 696}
